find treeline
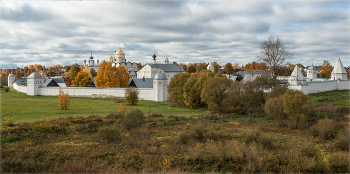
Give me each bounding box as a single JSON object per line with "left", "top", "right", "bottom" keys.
{"left": 168, "top": 70, "right": 280, "bottom": 113}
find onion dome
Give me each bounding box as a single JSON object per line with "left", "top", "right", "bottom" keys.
{"left": 115, "top": 48, "right": 125, "bottom": 55}
{"left": 154, "top": 72, "right": 167, "bottom": 80}
{"left": 109, "top": 51, "right": 113, "bottom": 59}
{"left": 152, "top": 53, "right": 157, "bottom": 60}
{"left": 9, "top": 74, "right": 15, "bottom": 77}
{"left": 90, "top": 51, "right": 94, "bottom": 59}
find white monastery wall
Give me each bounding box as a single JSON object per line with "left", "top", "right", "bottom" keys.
{"left": 307, "top": 81, "right": 337, "bottom": 94}
{"left": 38, "top": 87, "right": 154, "bottom": 100}
{"left": 338, "top": 80, "right": 350, "bottom": 90}
{"left": 13, "top": 83, "right": 27, "bottom": 93}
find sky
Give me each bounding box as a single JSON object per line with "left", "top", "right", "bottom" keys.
{"left": 1, "top": 0, "right": 349, "bottom": 69}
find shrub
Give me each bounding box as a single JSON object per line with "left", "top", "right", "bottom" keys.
{"left": 125, "top": 87, "right": 139, "bottom": 105}
{"left": 105, "top": 112, "right": 124, "bottom": 120}
{"left": 317, "top": 117, "right": 336, "bottom": 140}
{"left": 300, "top": 142, "right": 319, "bottom": 157}
{"left": 177, "top": 124, "right": 221, "bottom": 144}
{"left": 122, "top": 109, "right": 145, "bottom": 130}
{"left": 98, "top": 126, "right": 121, "bottom": 142}
{"left": 264, "top": 96, "right": 288, "bottom": 126}
{"left": 333, "top": 127, "right": 349, "bottom": 151}
{"left": 259, "top": 135, "right": 276, "bottom": 149}
{"left": 117, "top": 103, "right": 126, "bottom": 113}
{"left": 4, "top": 87, "right": 10, "bottom": 92}
{"left": 241, "top": 129, "right": 261, "bottom": 144}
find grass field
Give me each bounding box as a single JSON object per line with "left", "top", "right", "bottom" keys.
{"left": 309, "top": 90, "right": 350, "bottom": 106}
{"left": 0, "top": 88, "right": 206, "bottom": 124}
{"left": 1, "top": 87, "right": 349, "bottom": 173}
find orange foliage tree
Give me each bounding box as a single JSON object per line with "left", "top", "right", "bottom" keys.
{"left": 245, "top": 61, "right": 268, "bottom": 70}
{"left": 58, "top": 87, "right": 70, "bottom": 110}
{"left": 95, "top": 60, "right": 130, "bottom": 87}
{"left": 118, "top": 103, "right": 126, "bottom": 113}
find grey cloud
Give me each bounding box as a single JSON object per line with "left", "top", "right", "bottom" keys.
{"left": 1, "top": 3, "right": 54, "bottom": 22}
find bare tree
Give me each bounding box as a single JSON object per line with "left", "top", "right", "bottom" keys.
{"left": 257, "top": 36, "right": 293, "bottom": 76}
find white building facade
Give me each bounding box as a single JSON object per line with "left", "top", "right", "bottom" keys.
{"left": 109, "top": 48, "right": 138, "bottom": 78}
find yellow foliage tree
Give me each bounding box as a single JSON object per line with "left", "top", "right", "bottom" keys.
{"left": 118, "top": 66, "right": 130, "bottom": 87}
{"left": 58, "top": 87, "right": 70, "bottom": 110}
{"left": 118, "top": 103, "right": 126, "bottom": 113}
{"left": 72, "top": 71, "right": 91, "bottom": 87}
{"left": 83, "top": 65, "right": 92, "bottom": 77}
{"left": 95, "top": 60, "right": 130, "bottom": 87}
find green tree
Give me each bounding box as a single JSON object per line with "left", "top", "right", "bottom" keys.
{"left": 125, "top": 87, "right": 139, "bottom": 105}
{"left": 168, "top": 72, "right": 191, "bottom": 107}
{"left": 264, "top": 96, "right": 288, "bottom": 126}
{"left": 68, "top": 64, "right": 81, "bottom": 80}
{"left": 225, "top": 63, "right": 234, "bottom": 77}
{"left": 201, "top": 76, "right": 233, "bottom": 114}
{"left": 283, "top": 89, "right": 314, "bottom": 129}
{"left": 72, "top": 71, "right": 91, "bottom": 87}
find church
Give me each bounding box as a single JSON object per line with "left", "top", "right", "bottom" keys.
{"left": 83, "top": 51, "right": 100, "bottom": 73}
{"left": 108, "top": 47, "right": 138, "bottom": 79}
{"left": 137, "top": 52, "right": 185, "bottom": 84}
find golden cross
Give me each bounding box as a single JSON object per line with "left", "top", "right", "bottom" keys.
{"left": 119, "top": 44, "right": 121, "bottom": 49}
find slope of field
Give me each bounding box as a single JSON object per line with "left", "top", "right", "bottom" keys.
{"left": 0, "top": 88, "right": 206, "bottom": 124}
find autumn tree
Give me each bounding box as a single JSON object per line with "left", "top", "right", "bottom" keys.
{"left": 90, "top": 68, "right": 97, "bottom": 77}
{"left": 24, "top": 67, "right": 29, "bottom": 76}
{"left": 196, "top": 63, "right": 205, "bottom": 72}
{"left": 245, "top": 61, "right": 268, "bottom": 70}
{"left": 117, "top": 66, "right": 130, "bottom": 87}
{"left": 187, "top": 63, "right": 196, "bottom": 73}
{"left": 118, "top": 103, "right": 126, "bottom": 113}
{"left": 320, "top": 60, "right": 333, "bottom": 78}
{"left": 29, "top": 65, "right": 34, "bottom": 70}
{"left": 83, "top": 66, "right": 91, "bottom": 77}
{"left": 283, "top": 89, "right": 314, "bottom": 129}
{"left": 69, "top": 64, "right": 81, "bottom": 80}
{"left": 201, "top": 75, "right": 233, "bottom": 113}
{"left": 63, "top": 74, "right": 73, "bottom": 87}
{"left": 168, "top": 72, "right": 191, "bottom": 107}
{"left": 72, "top": 71, "right": 91, "bottom": 87}
{"left": 58, "top": 87, "right": 70, "bottom": 110}
{"left": 264, "top": 96, "right": 288, "bottom": 126}
{"left": 125, "top": 87, "right": 140, "bottom": 105}
{"left": 211, "top": 61, "right": 220, "bottom": 73}
{"left": 225, "top": 63, "right": 234, "bottom": 77}
{"left": 178, "top": 63, "right": 187, "bottom": 71}
{"left": 233, "top": 63, "right": 239, "bottom": 69}
{"left": 257, "top": 36, "right": 293, "bottom": 76}
{"left": 136, "top": 63, "right": 143, "bottom": 71}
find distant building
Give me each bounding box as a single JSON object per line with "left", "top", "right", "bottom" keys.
{"left": 108, "top": 47, "right": 138, "bottom": 79}
{"left": 243, "top": 70, "right": 272, "bottom": 81}
{"left": 83, "top": 51, "right": 100, "bottom": 73}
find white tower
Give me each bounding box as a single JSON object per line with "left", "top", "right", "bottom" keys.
{"left": 164, "top": 54, "right": 169, "bottom": 64}
{"left": 153, "top": 72, "right": 168, "bottom": 102}
{"left": 307, "top": 64, "right": 317, "bottom": 79}
{"left": 288, "top": 65, "right": 306, "bottom": 85}
{"left": 331, "top": 58, "right": 347, "bottom": 80}
{"left": 8, "top": 74, "right": 15, "bottom": 88}
{"left": 27, "top": 72, "right": 44, "bottom": 96}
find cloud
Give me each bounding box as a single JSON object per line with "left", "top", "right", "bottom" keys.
{"left": 0, "top": 0, "right": 348, "bottom": 69}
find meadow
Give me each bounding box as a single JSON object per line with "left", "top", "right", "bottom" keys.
{"left": 1, "top": 88, "right": 349, "bottom": 173}
{"left": 0, "top": 88, "right": 206, "bottom": 124}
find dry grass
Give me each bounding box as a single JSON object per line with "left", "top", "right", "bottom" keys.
{"left": 1, "top": 110, "right": 349, "bottom": 173}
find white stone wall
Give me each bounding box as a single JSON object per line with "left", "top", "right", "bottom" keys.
{"left": 13, "top": 83, "right": 27, "bottom": 93}
{"left": 289, "top": 80, "right": 350, "bottom": 95}
{"left": 38, "top": 87, "right": 155, "bottom": 100}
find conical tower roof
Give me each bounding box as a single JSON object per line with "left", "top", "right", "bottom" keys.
{"left": 331, "top": 58, "right": 346, "bottom": 74}
{"left": 290, "top": 65, "right": 305, "bottom": 80}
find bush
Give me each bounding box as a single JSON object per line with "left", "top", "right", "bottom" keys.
{"left": 333, "top": 127, "right": 349, "bottom": 151}
{"left": 300, "top": 142, "right": 319, "bottom": 157}
{"left": 98, "top": 126, "right": 121, "bottom": 142}
{"left": 122, "top": 109, "right": 145, "bottom": 130}
{"left": 125, "top": 87, "right": 139, "bottom": 105}
{"left": 177, "top": 124, "right": 221, "bottom": 144}
{"left": 241, "top": 129, "right": 261, "bottom": 144}
{"left": 4, "top": 87, "right": 10, "bottom": 92}
{"left": 317, "top": 117, "right": 336, "bottom": 140}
